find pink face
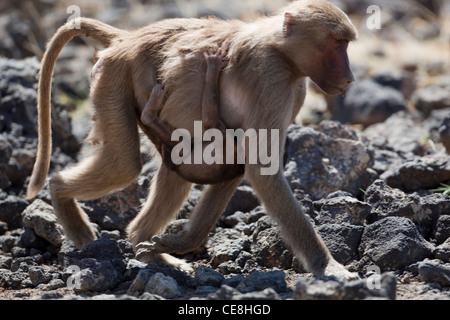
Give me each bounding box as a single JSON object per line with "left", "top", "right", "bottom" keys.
{"left": 308, "top": 36, "right": 355, "bottom": 95}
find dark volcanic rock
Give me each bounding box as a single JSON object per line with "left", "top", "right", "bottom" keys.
{"left": 318, "top": 224, "right": 364, "bottom": 265}
{"left": 58, "top": 237, "right": 126, "bottom": 293}
{"left": 335, "top": 79, "right": 407, "bottom": 127}
{"left": 294, "top": 272, "right": 396, "bottom": 300}
{"left": 381, "top": 154, "right": 450, "bottom": 191}
{"left": 285, "top": 122, "right": 372, "bottom": 199}
{"left": 358, "top": 217, "right": 433, "bottom": 271}
{"left": 364, "top": 179, "right": 450, "bottom": 236}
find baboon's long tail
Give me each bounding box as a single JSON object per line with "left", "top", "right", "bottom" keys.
{"left": 26, "top": 18, "right": 127, "bottom": 199}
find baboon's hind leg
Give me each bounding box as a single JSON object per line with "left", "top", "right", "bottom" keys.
{"left": 50, "top": 95, "right": 142, "bottom": 249}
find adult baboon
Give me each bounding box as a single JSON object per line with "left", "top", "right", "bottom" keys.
{"left": 27, "top": 0, "right": 357, "bottom": 278}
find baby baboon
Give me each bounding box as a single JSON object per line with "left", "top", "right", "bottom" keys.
{"left": 138, "top": 48, "right": 244, "bottom": 184}
{"left": 27, "top": 0, "right": 358, "bottom": 278}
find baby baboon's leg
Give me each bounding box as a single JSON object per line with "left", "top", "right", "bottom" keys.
{"left": 149, "top": 175, "right": 242, "bottom": 254}
{"left": 140, "top": 84, "right": 176, "bottom": 149}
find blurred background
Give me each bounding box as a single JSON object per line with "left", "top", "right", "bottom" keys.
{"left": 0, "top": 0, "right": 448, "bottom": 129}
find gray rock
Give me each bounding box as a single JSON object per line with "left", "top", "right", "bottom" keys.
{"left": 72, "top": 258, "right": 125, "bottom": 293}
{"left": 232, "top": 288, "right": 281, "bottom": 300}
{"left": 22, "top": 199, "right": 64, "bottom": 246}
{"left": 336, "top": 79, "right": 407, "bottom": 127}
{"left": 127, "top": 269, "right": 154, "bottom": 296}
{"left": 45, "top": 278, "right": 66, "bottom": 290}
{"left": 7, "top": 148, "right": 36, "bottom": 187}
{"left": 294, "top": 273, "right": 396, "bottom": 300}
{"left": 358, "top": 217, "right": 433, "bottom": 270}
{"left": 59, "top": 237, "right": 124, "bottom": 268}
{"left": 434, "top": 239, "right": 450, "bottom": 263}
{"left": 251, "top": 227, "right": 293, "bottom": 269}
{"left": 178, "top": 186, "right": 202, "bottom": 219}
{"left": 20, "top": 227, "right": 50, "bottom": 251}
{"left": 224, "top": 185, "right": 260, "bottom": 216}
{"left": 139, "top": 292, "right": 165, "bottom": 300}
{"left": 39, "top": 291, "right": 65, "bottom": 300}
{"left": 413, "top": 85, "right": 450, "bottom": 116}
{"left": 427, "top": 108, "right": 450, "bottom": 153}
{"left": 194, "top": 267, "right": 224, "bottom": 287}
{"left": 10, "top": 255, "right": 41, "bottom": 272}
{"left": 381, "top": 154, "right": 450, "bottom": 191}
{"left": 0, "top": 221, "right": 7, "bottom": 235}
{"left": 0, "top": 135, "right": 12, "bottom": 189}
{"left": 145, "top": 272, "right": 179, "bottom": 299}
{"left": 294, "top": 276, "right": 344, "bottom": 300}
{"left": 364, "top": 180, "right": 450, "bottom": 235}
{"left": 58, "top": 237, "right": 126, "bottom": 293}
{"left": 247, "top": 206, "right": 267, "bottom": 223}
{"left": 207, "top": 229, "right": 251, "bottom": 267}
{"left": 317, "top": 224, "right": 364, "bottom": 265}
{"left": 418, "top": 259, "right": 450, "bottom": 287}
{"left": 222, "top": 211, "right": 247, "bottom": 228}
{"left": 0, "top": 269, "right": 28, "bottom": 289}
{"left": 28, "top": 266, "right": 52, "bottom": 286}
{"left": 0, "top": 234, "right": 18, "bottom": 252}
{"left": 433, "top": 215, "right": 450, "bottom": 245}
{"left": 0, "top": 195, "right": 29, "bottom": 229}
{"left": 0, "top": 255, "right": 12, "bottom": 269}
{"left": 362, "top": 135, "right": 405, "bottom": 175}
{"left": 207, "top": 285, "right": 240, "bottom": 300}
{"left": 84, "top": 182, "right": 142, "bottom": 231}
{"left": 315, "top": 196, "right": 372, "bottom": 225}
{"left": 0, "top": 57, "right": 80, "bottom": 157}
{"left": 285, "top": 123, "right": 372, "bottom": 199}
{"left": 362, "top": 111, "right": 426, "bottom": 159}
{"left": 237, "top": 270, "right": 287, "bottom": 293}
{"left": 222, "top": 274, "right": 245, "bottom": 288}
{"left": 373, "top": 70, "right": 416, "bottom": 99}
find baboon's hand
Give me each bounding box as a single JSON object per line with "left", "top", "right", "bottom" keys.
{"left": 150, "top": 232, "right": 196, "bottom": 254}
{"left": 134, "top": 242, "right": 193, "bottom": 272}
{"left": 204, "top": 48, "right": 228, "bottom": 73}
{"left": 135, "top": 229, "right": 197, "bottom": 255}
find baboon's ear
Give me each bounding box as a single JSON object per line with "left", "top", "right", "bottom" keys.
{"left": 283, "top": 12, "right": 294, "bottom": 38}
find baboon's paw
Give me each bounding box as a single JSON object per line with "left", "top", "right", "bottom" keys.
{"left": 150, "top": 233, "right": 195, "bottom": 254}
{"left": 324, "top": 258, "right": 360, "bottom": 282}
{"left": 134, "top": 243, "right": 193, "bottom": 272}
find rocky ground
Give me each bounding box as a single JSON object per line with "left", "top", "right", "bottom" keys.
{"left": 0, "top": 0, "right": 450, "bottom": 300}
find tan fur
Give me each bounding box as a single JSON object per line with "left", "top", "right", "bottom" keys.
{"left": 139, "top": 48, "right": 244, "bottom": 184}
{"left": 26, "top": 0, "right": 357, "bottom": 278}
